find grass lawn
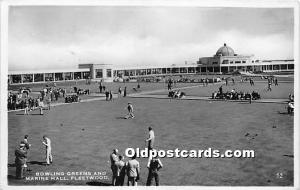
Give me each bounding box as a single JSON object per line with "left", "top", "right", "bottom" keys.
{"left": 150, "top": 82, "right": 294, "bottom": 100}
{"left": 7, "top": 84, "right": 294, "bottom": 186}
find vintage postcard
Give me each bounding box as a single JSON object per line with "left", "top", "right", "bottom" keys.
{"left": 0, "top": 0, "right": 299, "bottom": 189}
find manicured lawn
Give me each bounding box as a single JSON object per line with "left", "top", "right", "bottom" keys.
{"left": 7, "top": 83, "right": 294, "bottom": 186}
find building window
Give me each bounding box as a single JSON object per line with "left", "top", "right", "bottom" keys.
{"left": 221, "top": 67, "right": 228, "bottom": 73}
{"left": 180, "top": 67, "right": 187, "bottom": 73}
{"left": 280, "top": 64, "right": 287, "bottom": 70}
{"left": 230, "top": 61, "right": 233, "bottom": 64}
{"left": 288, "top": 64, "right": 294, "bottom": 70}
{"left": 82, "top": 72, "right": 90, "bottom": 79}
{"left": 34, "top": 74, "right": 44, "bottom": 82}
{"left": 45, "top": 73, "right": 54, "bottom": 81}
{"left": 124, "top": 70, "right": 129, "bottom": 76}
{"left": 235, "top": 61, "right": 241, "bottom": 64}
{"left": 74, "top": 72, "right": 82, "bottom": 79}
{"left": 273, "top": 65, "right": 279, "bottom": 70}
{"left": 64, "top": 72, "right": 73, "bottom": 80}
{"left": 212, "top": 61, "right": 218, "bottom": 64}
{"left": 107, "top": 69, "right": 112, "bottom": 77}
{"left": 207, "top": 67, "right": 213, "bottom": 72}
{"left": 222, "top": 60, "right": 229, "bottom": 64}
{"left": 242, "top": 61, "right": 246, "bottom": 63}
{"left": 96, "top": 69, "right": 103, "bottom": 78}
{"left": 55, "top": 73, "right": 63, "bottom": 81}
{"left": 214, "top": 67, "right": 220, "bottom": 73}
{"left": 12, "top": 75, "right": 22, "bottom": 83}
{"left": 23, "top": 74, "right": 33, "bottom": 83}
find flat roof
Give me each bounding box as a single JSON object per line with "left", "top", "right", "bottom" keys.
{"left": 8, "top": 68, "right": 90, "bottom": 75}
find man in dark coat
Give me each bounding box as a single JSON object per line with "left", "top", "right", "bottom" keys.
{"left": 15, "top": 142, "right": 27, "bottom": 179}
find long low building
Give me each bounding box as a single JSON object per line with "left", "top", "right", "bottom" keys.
{"left": 8, "top": 44, "right": 294, "bottom": 84}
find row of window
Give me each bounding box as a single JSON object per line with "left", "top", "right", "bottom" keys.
{"left": 95, "top": 69, "right": 112, "bottom": 78}
{"left": 8, "top": 64, "right": 294, "bottom": 83}
{"left": 9, "top": 72, "right": 91, "bottom": 84}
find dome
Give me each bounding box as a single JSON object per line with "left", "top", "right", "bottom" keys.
{"left": 216, "top": 43, "right": 235, "bottom": 56}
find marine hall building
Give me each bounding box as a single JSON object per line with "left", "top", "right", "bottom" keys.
{"left": 8, "top": 43, "right": 294, "bottom": 84}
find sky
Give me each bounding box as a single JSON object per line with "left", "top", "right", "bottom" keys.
{"left": 8, "top": 6, "right": 294, "bottom": 71}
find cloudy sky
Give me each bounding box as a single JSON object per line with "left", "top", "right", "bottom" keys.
{"left": 8, "top": 6, "right": 294, "bottom": 71}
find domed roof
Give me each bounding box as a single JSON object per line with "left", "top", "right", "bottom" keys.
{"left": 216, "top": 43, "right": 235, "bottom": 56}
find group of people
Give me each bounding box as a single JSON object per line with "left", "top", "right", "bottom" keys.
{"left": 168, "top": 90, "right": 186, "bottom": 99}
{"left": 212, "top": 86, "right": 260, "bottom": 101}
{"left": 64, "top": 94, "right": 80, "bottom": 103}
{"left": 14, "top": 135, "right": 52, "bottom": 179}
{"left": 110, "top": 127, "right": 162, "bottom": 186}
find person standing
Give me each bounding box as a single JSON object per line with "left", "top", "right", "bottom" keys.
{"left": 105, "top": 91, "right": 110, "bottom": 101}
{"left": 118, "top": 87, "right": 122, "bottom": 98}
{"left": 15, "top": 142, "right": 27, "bottom": 179}
{"left": 127, "top": 154, "right": 140, "bottom": 186}
{"left": 274, "top": 78, "right": 278, "bottom": 86}
{"left": 37, "top": 98, "right": 43, "bottom": 115}
{"left": 23, "top": 135, "right": 31, "bottom": 171}
{"left": 109, "top": 91, "right": 113, "bottom": 101}
{"left": 205, "top": 78, "right": 208, "bottom": 86}
{"left": 99, "top": 83, "right": 103, "bottom": 93}
{"left": 219, "top": 85, "right": 223, "bottom": 95}
{"left": 116, "top": 155, "right": 126, "bottom": 186}
{"left": 146, "top": 154, "right": 163, "bottom": 186}
{"left": 267, "top": 79, "right": 272, "bottom": 91}
{"left": 46, "top": 96, "right": 51, "bottom": 110}
{"left": 24, "top": 99, "right": 29, "bottom": 115}
{"left": 145, "top": 127, "right": 155, "bottom": 152}
{"left": 123, "top": 87, "right": 127, "bottom": 97}
{"left": 110, "top": 149, "right": 119, "bottom": 186}
{"left": 42, "top": 135, "right": 53, "bottom": 165}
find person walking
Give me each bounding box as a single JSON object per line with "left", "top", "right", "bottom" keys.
{"left": 42, "top": 135, "right": 53, "bottom": 165}
{"left": 146, "top": 154, "right": 163, "bottom": 186}
{"left": 127, "top": 154, "right": 140, "bottom": 186}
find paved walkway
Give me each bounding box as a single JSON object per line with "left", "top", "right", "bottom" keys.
{"left": 128, "top": 94, "right": 288, "bottom": 104}
{"left": 8, "top": 82, "right": 289, "bottom": 113}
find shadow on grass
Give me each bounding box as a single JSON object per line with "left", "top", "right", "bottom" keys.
{"left": 283, "top": 154, "right": 294, "bottom": 158}
{"left": 277, "top": 111, "right": 293, "bottom": 115}
{"left": 28, "top": 161, "right": 46, "bottom": 165}
{"left": 238, "top": 102, "right": 251, "bottom": 104}
{"left": 116, "top": 116, "right": 126, "bottom": 119}
{"left": 86, "top": 181, "right": 112, "bottom": 186}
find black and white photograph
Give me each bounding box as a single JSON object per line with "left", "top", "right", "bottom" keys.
{"left": 0, "top": 0, "right": 299, "bottom": 188}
